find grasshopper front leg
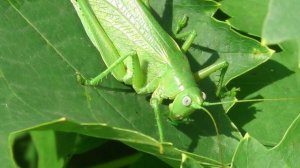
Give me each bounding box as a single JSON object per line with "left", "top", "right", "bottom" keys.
{"left": 175, "top": 15, "right": 188, "bottom": 34}
{"left": 175, "top": 15, "right": 230, "bottom": 97}
{"left": 194, "top": 61, "right": 229, "bottom": 97}
{"left": 177, "top": 31, "right": 197, "bottom": 53}
{"left": 174, "top": 15, "right": 197, "bottom": 52}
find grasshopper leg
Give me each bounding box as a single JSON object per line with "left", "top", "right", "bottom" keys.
{"left": 194, "top": 61, "right": 229, "bottom": 97}
{"left": 175, "top": 14, "right": 188, "bottom": 34}
{"left": 216, "top": 63, "right": 229, "bottom": 97}
{"left": 176, "top": 30, "right": 197, "bottom": 53}
{"left": 174, "top": 15, "right": 197, "bottom": 52}
{"left": 77, "top": 51, "right": 136, "bottom": 86}
{"left": 150, "top": 97, "right": 165, "bottom": 154}
{"left": 131, "top": 53, "right": 145, "bottom": 90}
{"left": 131, "top": 53, "right": 165, "bottom": 153}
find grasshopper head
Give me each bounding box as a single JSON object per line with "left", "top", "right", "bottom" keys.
{"left": 169, "top": 87, "right": 206, "bottom": 124}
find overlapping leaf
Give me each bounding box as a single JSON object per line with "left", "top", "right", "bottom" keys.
{"left": 232, "top": 114, "right": 300, "bottom": 167}
{"left": 0, "top": 0, "right": 274, "bottom": 167}
{"left": 222, "top": 0, "right": 300, "bottom": 145}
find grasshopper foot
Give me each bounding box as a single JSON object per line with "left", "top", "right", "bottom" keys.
{"left": 175, "top": 14, "right": 188, "bottom": 34}
{"left": 76, "top": 72, "right": 87, "bottom": 85}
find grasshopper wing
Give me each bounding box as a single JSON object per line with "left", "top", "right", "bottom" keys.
{"left": 89, "top": 0, "right": 181, "bottom": 84}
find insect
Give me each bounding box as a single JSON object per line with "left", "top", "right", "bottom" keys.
{"left": 71, "top": 0, "right": 239, "bottom": 154}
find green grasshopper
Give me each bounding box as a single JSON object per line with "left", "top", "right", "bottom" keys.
{"left": 71, "top": 0, "right": 229, "bottom": 153}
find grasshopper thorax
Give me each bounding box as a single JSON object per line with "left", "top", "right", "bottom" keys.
{"left": 168, "top": 87, "right": 205, "bottom": 123}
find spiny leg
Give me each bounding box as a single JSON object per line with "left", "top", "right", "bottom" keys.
{"left": 150, "top": 97, "right": 165, "bottom": 154}
{"left": 174, "top": 15, "right": 197, "bottom": 52}
{"left": 77, "top": 51, "right": 136, "bottom": 86}
{"left": 131, "top": 53, "right": 145, "bottom": 91}
{"left": 129, "top": 53, "right": 164, "bottom": 153}
{"left": 193, "top": 61, "right": 229, "bottom": 97}
{"left": 216, "top": 64, "right": 228, "bottom": 97}
{"left": 177, "top": 30, "right": 197, "bottom": 53}
{"left": 175, "top": 14, "right": 188, "bottom": 34}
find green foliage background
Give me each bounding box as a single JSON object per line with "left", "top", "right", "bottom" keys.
{"left": 0, "top": 0, "right": 299, "bottom": 167}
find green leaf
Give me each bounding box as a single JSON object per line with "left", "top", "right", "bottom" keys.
{"left": 30, "top": 131, "right": 105, "bottom": 167}
{"left": 31, "top": 131, "right": 67, "bottom": 168}
{"left": 232, "top": 114, "right": 300, "bottom": 167}
{"left": 220, "top": 0, "right": 270, "bottom": 36}
{"left": 151, "top": 0, "right": 272, "bottom": 85}
{"left": 262, "top": 0, "right": 300, "bottom": 75}
{"left": 180, "top": 154, "right": 205, "bottom": 168}
{"left": 223, "top": 0, "right": 300, "bottom": 146}
{"left": 229, "top": 41, "right": 300, "bottom": 145}
{"left": 219, "top": 0, "right": 300, "bottom": 167}
{"left": 262, "top": 0, "right": 300, "bottom": 45}
{"left": 0, "top": 0, "right": 273, "bottom": 167}
{"left": 220, "top": 0, "right": 300, "bottom": 66}
{"left": 217, "top": 0, "right": 300, "bottom": 167}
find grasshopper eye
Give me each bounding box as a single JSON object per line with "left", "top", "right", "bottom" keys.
{"left": 182, "top": 96, "right": 192, "bottom": 106}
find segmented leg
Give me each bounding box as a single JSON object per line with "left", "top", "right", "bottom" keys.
{"left": 175, "top": 14, "right": 188, "bottom": 34}
{"left": 175, "top": 15, "right": 229, "bottom": 96}
{"left": 150, "top": 96, "right": 165, "bottom": 154}
{"left": 177, "top": 30, "right": 197, "bottom": 52}
{"left": 194, "top": 61, "right": 229, "bottom": 97}
{"left": 216, "top": 64, "right": 228, "bottom": 97}
{"left": 131, "top": 53, "right": 145, "bottom": 90}
{"left": 174, "top": 15, "right": 197, "bottom": 52}
{"left": 78, "top": 50, "right": 165, "bottom": 153}
{"left": 130, "top": 53, "right": 165, "bottom": 154}
{"left": 77, "top": 51, "right": 136, "bottom": 86}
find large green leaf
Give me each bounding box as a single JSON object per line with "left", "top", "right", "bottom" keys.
{"left": 262, "top": 0, "right": 300, "bottom": 47}
{"left": 151, "top": 0, "right": 272, "bottom": 85}
{"left": 221, "top": 0, "right": 300, "bottom": 50}
{"left": 229, "top": 42, "right": 300, "bottom": 145}
{"left": 220, "top": 0, "right": 270, "bottom": 36}
{"left": 221, "top": 0, "right": 300, "bottom": 146}
{"left": 0, "top": 0, "right": 273, "bottom": 167}
{"left": 232, "top": 114, "right": 300, "bottom": 167}
{"left": 219, "top": 1, "right": 300, "bottom": 167}
{"left": 180, "top": 154, "right": 205, "bottom": 168}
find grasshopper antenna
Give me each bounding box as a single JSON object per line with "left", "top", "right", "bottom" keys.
{"left": 192, "top": 104, "right": 224, "bottom": 166}
{"left": 203, "top": 97, "right": 300, "bottom": 106}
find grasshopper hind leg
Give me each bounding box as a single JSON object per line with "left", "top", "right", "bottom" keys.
{"left": 77, "top": 51, "right": 165, "bottom": 153}
{"left": 76, "top": 52, "right": 136, "bottom": 86}
{"left": 150, "top": 96, "right": 165, "bottom": 154}
{"left": 131, "top": 53, "right": 165, "bottom": 154}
